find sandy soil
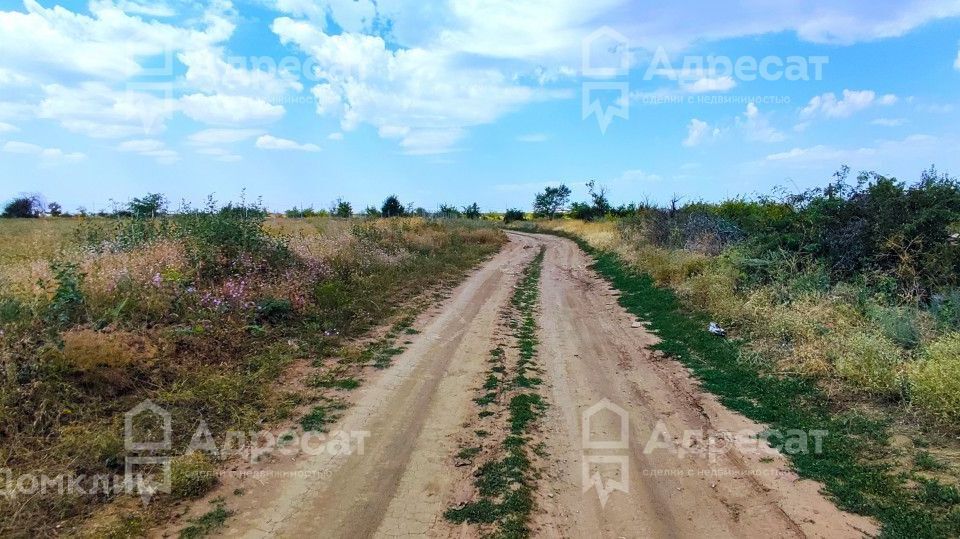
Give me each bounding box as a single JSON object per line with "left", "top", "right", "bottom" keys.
{"left": 160, "top": 232, "right": 877, "bottom": 538}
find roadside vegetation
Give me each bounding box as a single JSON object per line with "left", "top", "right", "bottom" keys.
{"left": 446, "top": 247, "right": 547, "bottom": 537}
{"left": 515, "top": 165, "right": 960, "bottom": 536}
{"left": 0, "top": 194, "right": 504, "bottom": 535}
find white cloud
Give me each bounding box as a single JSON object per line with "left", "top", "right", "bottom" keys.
{"left": 177, "top": 48, "right": 302, "bottom": 97}
{"left": 801, "top": 89, "right": 897, "bottom": 119}
{"left": 272, "top": 16, "right": 554, "bottom": 154}
{"left": 0, "top": 122, "right": 17, "bottom": 133}
{"left": 0, "top": 68, "right": 30, "bottom": 87}
{"left": 0, "top": 0, "right": 234, "bottom": 82}
{"left": 113, "top": 0, "right": 177, "bottom": 18}
{"left": 739, "top": 103, "right": 785, "bottom": 143}
{"left": 2, "top": 140, "right": 85, "bottom": 165}
{"left": 255, "top": 135, "right": 320, "bottom": 152}
{"left": 616, "top": 169, "right": 662, "bottom": 182}
{"left": 38, "top": 83, "right": 176, "bottom": 138}
{"left": 116, "top": 138, "right": 178, "bottom": 164}
{"left": 180, "top": 94, "right": 285, "bottom": 125}
{"left": 188, "top": 128, "right": 263, "bottom": 145}
{"left": 517, "top": 133, "right": 549, "bottom": 143}
{"left": 680, "top": 75, "right": 736, "bottom": 93}
{"left": 683, "top": 119, "right": 720, "bottom": 147}
{"left": 117, "top": 139, "right": 164, "bottom": 153}
{"left": 871, "top": 118, "right": 906, "bottom": 127}
{"left": 327, "top": 132, "right": 343, "bottom": 141}
{"left": 2, "top": 141, "right": 41, "bottom": 154}
{"left": 763, "top": 134, "right": 938, "bottom": 166}
{"left": 195, "top": 146, "right": 241, "bottom": 161}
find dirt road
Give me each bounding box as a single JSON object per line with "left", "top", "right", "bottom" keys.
{"left": 166, "top": 232, "right": 877, "bottom": 538}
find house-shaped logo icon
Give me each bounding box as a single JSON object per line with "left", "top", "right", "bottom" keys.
{"left": 124, "top": 399, "right": 172, "bottom": 452}
{"left": 581, "top": 398, "right": 629, "bottom": 449}
{"left": 581, "top": 26, "right": 630, "bottom": 78}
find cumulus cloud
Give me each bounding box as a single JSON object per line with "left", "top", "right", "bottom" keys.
{"left": 801, "top": 89, "right": 897, "bottom": 119}
{"left": 188, "top": 128, "right": 263, "bottom": 145}
{"left": 0, "top": 0, "right": 234, "bottom": 82}
{"left": 763, "top": 134, "right": 938, "bottom": 166}
{"left": 2, "top": 140, "right": 86, "bottom": 165}
{"left": 739, "top": 103, "right": 785, "bottom": 143}
{"left": 116, "top": 138, "right": 179, "bottom": 164}
{"left": 180, "top": 94, "right": 285, "bottom": 125}
{"left": 615, "top": 169, "right": 662, "bottom": 183}
{"left": 255, "top": 135, "right": 320, "bottom": 152}
{"left": 0, "top": 121, "right": 17, "bottom": 133}
{"left": 177, "top": 48, "right": 302, "bottom": 98}
{"left": 683, "top": 119, "right": 719, "bottom": 147}
{"left": 195, "top": 146, "right": 241, "bottom": 161}
{"left": 871, "top": 117, "right": 906, "bottom": 127}
{"left": 680, "top": 75, "right": 736, "bottom": 93}
{"left": 38, "top": 83, "right": 177, "bottom": 138}
{"left": 272, "top": 17, "right": 548, "bottom": 154}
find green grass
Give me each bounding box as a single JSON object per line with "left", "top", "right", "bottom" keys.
{"left": 915, "top": 451, "right": 948, "bottom": 472}
{"left": 542, "top": 228, "right": 960, "bottom": 538}
{"left": 445, "top": 247, "right": 546, "bottom": 537}
{"left": 179, "top": 501, "right": 233, "bottom": 539}
{"left": 299, "top": 402, "right": 345, "bottom": 432}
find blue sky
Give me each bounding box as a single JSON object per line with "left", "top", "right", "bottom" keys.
{"left": 1, "top": 0, "right": 959, "bottom": 212}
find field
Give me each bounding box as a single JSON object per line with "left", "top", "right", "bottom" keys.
{"left": 2, "top": 169, "right": 959, "bottom": 538}
{"left": 0, "top": 210, "right": 504, "bottom": 535}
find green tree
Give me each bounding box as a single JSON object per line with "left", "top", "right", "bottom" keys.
{"left": 381, "top": 195, "right": 406, "bottom": 217}
{"left": 2, "top": 196, "right": 41, "bottom": 218}
{"left": 332, "top": 198, "right": 353, "bottom": 218}
{"left": 128, "top": 193, "right": 167, "bottom": 218}
{"left": 533, "top": 184, "right": 571, "bottom": 218}
{"left": 587, "top": 180, "right": 611, "bottom": 217}
{"left": 47, "top": 202, "right": 63, "bottom": 217}
{"left": 437, "top": 204, "right": 461, "bottom": 218}
{"left": 462, "top": 203, "right": 481, "bottom": 219}
{"left": 504, "top": 209, "right": 525, "bottom": 223}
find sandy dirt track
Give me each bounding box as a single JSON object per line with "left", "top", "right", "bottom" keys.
{"left": 164, "top": 232, "right": 877, "bottom": 538}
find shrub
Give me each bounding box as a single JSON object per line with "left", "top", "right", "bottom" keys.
{"left": 503, "top": 209, "right": 525, "bottom": 223}
{"left": 2, "top": 196, "right": 42, "bottom": 218}
{"left": 930, "top": 289, "right": 960, "bottom": 331}
{"left": 462, "top": 203, "right": 481, "bottom": 219}
{"left": 332, "top": 199, "right": 352, "bottom": 218}
{"left": 909, "top": 333, "right": 960, "bottom": 422}
{"left": 170, "top": 452, "right": 217, "bottom": 499}
{"left": 866, "top": 304, "right": 926, "bottom": 349}
{"left": 832, "top": 331, "right": 904, "bottom": 397}
{"left": 46, "top": 262, "right": 86, "bottom": 327}
{"left": 381, "top": 195, "right": 405, "bottom": 217}
{"left": 255, "top": 297, "right": 294, "bottom": 325}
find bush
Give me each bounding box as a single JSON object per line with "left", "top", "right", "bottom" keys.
{"left": 503, "top": 209, "right": 525, "bottom": 223}
{"left": 170, "top": 452, "right": 217, "bottom": 499}
{"left": 866, "top": 304, "right": 926, "bottom": 349}
{"left": 46, "top": 262, "right": 86, "bottom": 327}
{"left": 2, "top": 196, "right": 42, "bottom": 218}
{"left": 909, "top": 333, "right": 960, "bottom": 422}
{"left": 255, "top": 297, "right": 294, "bottom": 325}
{"left": 832, "top": 331, "right": 904, "bottom": 397}
{"left": 381, "top": 195, "right": 405, "bottom": 217}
